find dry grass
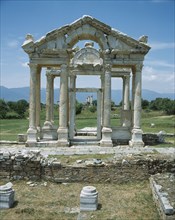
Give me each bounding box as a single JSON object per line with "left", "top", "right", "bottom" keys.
{"left": 0, "top": 180, "right": 159, "bottom": 220}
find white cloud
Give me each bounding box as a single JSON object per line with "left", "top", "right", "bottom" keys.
{"left": 150, "top": 42, "right": 175, "bottom": 50}
{"left": 145, "top": 60, "right": 174, "bottom": 68}
{"left": 142, "top": 65, "right": 174, "bottom": 93}
{"left": 7, "top": 40, "right": 19, "bottom": 48}
{"left": 21, "top": 62, "right": 28, "bottom": 67}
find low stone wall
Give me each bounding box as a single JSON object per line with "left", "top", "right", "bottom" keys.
{"left": 150, "top": 173, "right": 175, "bottom": 220}
{"left": 0, "top": 151, "right": 175, "bottom": 183}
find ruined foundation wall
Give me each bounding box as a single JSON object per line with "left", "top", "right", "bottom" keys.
{"left": 0, "top": 151, "right": 175, "bottom": 183}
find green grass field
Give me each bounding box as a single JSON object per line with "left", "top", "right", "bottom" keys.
{"left": 0, "top": 110, "right": 174, "bottom": 143}
{"left": 0, "top": 180, "right": 159, "bottom": 220}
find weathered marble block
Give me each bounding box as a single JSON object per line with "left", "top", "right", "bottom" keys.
{"left": 80, "top": 186, "right": 98, "bottom": 211}
{"left": 0, "top": 182, "right": 15, "bottom": 209}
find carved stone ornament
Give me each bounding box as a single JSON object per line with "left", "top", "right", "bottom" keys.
{"left": 138, "top": 35, "right": 148, "bottom": 44}
{"left": 135, "top": 63, "right": 143, "bottom": 72}
{"left": 104, "top": 64, "right": 111, "bottom": 72}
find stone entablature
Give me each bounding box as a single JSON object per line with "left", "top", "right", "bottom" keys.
{"left": 22, "top": 15, "right": 151, "bottom": 147}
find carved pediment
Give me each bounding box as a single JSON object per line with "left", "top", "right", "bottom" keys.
{"left": 22, "top": 15, "right": 150, "bottom": 57}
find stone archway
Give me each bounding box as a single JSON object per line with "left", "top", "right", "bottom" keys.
{"left": 22, "top": 15, "right": 150, "bottom": 147}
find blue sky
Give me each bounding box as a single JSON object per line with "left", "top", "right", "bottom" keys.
{"left": 1, "top": 0, "right": 174, "bottom": 93}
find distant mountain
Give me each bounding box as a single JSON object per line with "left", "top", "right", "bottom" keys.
{"left": 0, "top": 86, "right": 174, "bottom": 104}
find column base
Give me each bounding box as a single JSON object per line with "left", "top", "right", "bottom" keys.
{"left": 57, "top": 127, "right": 69, "bottom": 147}
{"left": 100, "top": 127, "right": 113, "bottom": 147}
{"left": 42, "top": 122, "right": 58, "bottom": 140}
{"left": 37, "top": 126, "right": 43, "bottom": 140}
{"left": 26, "top": 127, "right": 37, "bottom": 145}
{"left": 129, "top": 128, "right": 144, "bottom": 147}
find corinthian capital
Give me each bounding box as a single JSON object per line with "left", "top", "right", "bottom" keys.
{"left": 135, "top": 63, "right": 143, "bottom": 72}
{"left": 104, "top": 64, "right": 112, "bottom": 72}
{"left": 61, "top": 64, "right": 68, "bottom": 71}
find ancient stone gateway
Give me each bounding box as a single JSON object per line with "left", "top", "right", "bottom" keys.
{"left": 22, "top": 15, "right": 150, "bottom": 147}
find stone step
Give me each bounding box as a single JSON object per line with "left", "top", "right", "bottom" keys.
{"left": 70, "top": 140, "right": 100, "bottom": 146}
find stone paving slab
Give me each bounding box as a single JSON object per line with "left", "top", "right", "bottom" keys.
{"left": 0, "top": 143, "right": 175, "bottom": 158}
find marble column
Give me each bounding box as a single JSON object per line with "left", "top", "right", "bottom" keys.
{"left": 42, "top": 72, "right": 57, "bottom": 140}
{"left": 131, "top": 73, "right": 136, "bottom": 127}
{"left": 51, "top": 76, "right": 54, "bottom": 124}
{"left": 69, "top": 75, "right": 76, "bottom": 139}
{"left": 100, "top": 75, "right": 104, "bottom": 126}
{"left": 100, "top": 64, "right": 113, "bottom": 147}
{"left": 57, "top": 64, "right": 69, "bottom": 146}
{"left": 27, "top": 63, "right": 38, "bottom": 143}
{"left": 123, "top": 76, "right": 130, "bottom": 110}
{"left": 36, "top": 67, "right": 42, "bottom": 139}
{"left": 121, "top": 75, "right": 131, "bottom": 127}
{"left": 97, "top": 90, "right": 102, "bottom": 140}
{"left": 44, "top": 73, "right": 53, "bottom": 128}
{"left": 129, "top": 63, "right": 144, "bottom": 147}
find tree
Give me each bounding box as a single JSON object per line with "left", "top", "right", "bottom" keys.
{"left": 111, "top": 101, "right": 116, "bottom": 111}
{"left": 149, "top": 98, "right": 175, "bottom": 115}
{"left": 142, "top": 99, "right": 149, "bottom": 109}
{"left": 89, "top": 105, "right": 97, "bottom": 113}
{"left": 92, "top": 100, "right": 97, "bottom": 106}
{"left": 0, "top": 99, "right": 9, "bottom": 119}
{"left": 16, "top": 100, "right": 29, "bottom": 118}
{"left": 76, "top": 100, "right": 83, "bottom": 115}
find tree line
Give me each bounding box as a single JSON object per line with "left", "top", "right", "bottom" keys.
{"left": 0, "top": 97, "right": 174, "bottom": 119}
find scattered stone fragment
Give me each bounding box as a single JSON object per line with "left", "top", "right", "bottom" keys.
{"left": 26, "top": 181, "right": 33, "bottom": 185}
{"left": 76, "top": 160, "right": 83, "bottom": 164}
{"left": 43, "top": 182, "right": 47, "bottom": 187}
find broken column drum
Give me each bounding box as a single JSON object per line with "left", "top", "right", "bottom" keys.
{"left": 80, "top": 186, "right": 98, "bottom": 211}
{"left": 0, "top": 183, "right": 15, "bottom": 209}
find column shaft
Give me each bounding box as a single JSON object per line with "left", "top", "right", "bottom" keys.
{"left": 69, "top": 75, "right": 76, "bottom": 139}
{"left": 100, "top": 75, "right": 105, "bottom": 126}
{"left": 51, "top": 76, "right": 54, "bottom": 123}
{"left": 123, "top": 76, "right": 130, "bottom": 110}
{"left": 133, "top": 70, "right": 142, "bottom": 129}
{"left": 45, "top": 73, "right": 53, "bottom": 124}
{"left": 97, "top": 90, "right": 102, "bottom": 139}
{"left": 57, "top": 64, "right": 69, "bottom": 146}
{"left": 103, "top": 66, "right": 111, "bottom": 127}
{"left": 100, "top": 64, "right": 113, "bottom": 147}
{"left": 29, "top": 63, "right": 37, "bottom": 129}
{"left": 27, "top": 63, "right": 38, "bottom": 144}
{"left": 129, "top": 64, "right": 144, "bottom": 147}
{"left": 59, "top": 65, "right": 68, "bottom": 128}
{"left": 36, "top": 68, "right": 41, "bottom": 128}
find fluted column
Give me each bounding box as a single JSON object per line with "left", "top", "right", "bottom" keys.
{"left": 51, "top": 76, "right": 54, "bottom": 124}
{"left": 27, "top": 63, "right": 38, "bottom": 143}
{"left": 97, "top": 90, "right": 102, "bottom": 140}
{"left": 121, "top": 75, "right": 131, "bottom": 127}
{"left": 123, "top": 75, "right": 130, "bottom": 110}
{"left": 100, "top": 75, "right": 105, "bottom": 126}
{"left": 129, "top": 63, "right": 144, "bottom": 147}
{"left": 100, "top": 64, "right": 113, "bottom": 147}
{"left": 42, "top": 71, "right": 57, "bottom": 140}
{"left": 36, "top": 66, "right": 41, "bottom": 139}
{"left": 103, "top": 64, "right": 111, "bottom": 127}
{"left": 57, "top": 64, "right": 69, "bottom": 146}
{"left": 69, "top": 75, "right": 76, "bottom": 139}
{"left": 44, "top": 72, "right": 53, "bottom": 127}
